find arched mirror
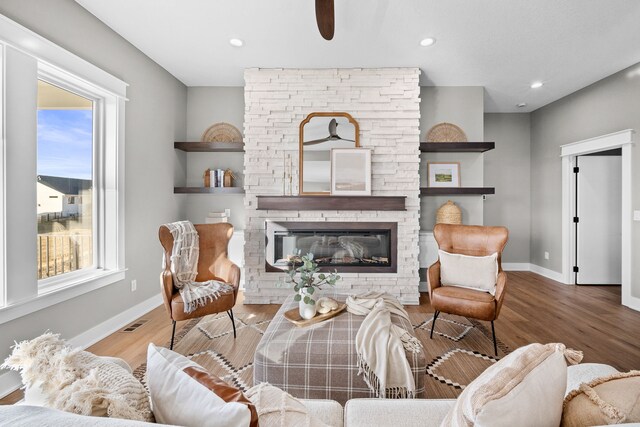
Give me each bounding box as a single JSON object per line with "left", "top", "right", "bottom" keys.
{"left": 299, "top": 112, "right": 360, "bottom": 195}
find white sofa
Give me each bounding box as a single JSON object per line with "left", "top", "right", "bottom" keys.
{"left": 0, "top": 363, "right": 624, "bottom": 427}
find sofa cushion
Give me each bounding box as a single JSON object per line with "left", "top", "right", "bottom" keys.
{"left": 146, "top": 344, "right": 257, "bottom": 427}
{"left": 565, "top": 363, "right": 620, "bottom": 396}
{"left": 562, "top": 371, "right": 640, "bottom": 426}
{"left": 1, "top": 333, "right": 152, "bottom": 421}
{"left": 245, "top": 383, "right": 329, "bottom": 427}
{"left": 0, "top": 405, "right": 166, "bottom": 427}
{"left": 439, "top": 250, "right": 498, "bottom": 295}
{"left": 345, "top": 398, "right": 455, "bottom": 427}
{"left": 440, "top": 343, "right": 582, "bottom": 427}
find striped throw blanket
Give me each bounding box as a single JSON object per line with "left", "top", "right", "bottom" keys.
{"left": 163, "top": 220, "right": 233, "bottom": 313}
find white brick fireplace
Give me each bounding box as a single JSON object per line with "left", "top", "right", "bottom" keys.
{"left": 243, "top": 68, "right": 421, "bottom": 304}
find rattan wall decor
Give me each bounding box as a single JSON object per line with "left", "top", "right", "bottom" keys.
{"left": 426, "top": 122, "right": 467, "bottom": 143}
{"left": 201, "top": 122, "right": 243, "bottom": 143}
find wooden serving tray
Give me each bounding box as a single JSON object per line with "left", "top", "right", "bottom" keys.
{"left": 283, "top": 303, "right": 347, "bottom": 327}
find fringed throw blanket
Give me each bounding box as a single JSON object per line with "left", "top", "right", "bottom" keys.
{"left": 163, "top": 220, "right": 233, "bottom": 313}
{"left": 346, "top": 291, "right": 423, "bottom": 398}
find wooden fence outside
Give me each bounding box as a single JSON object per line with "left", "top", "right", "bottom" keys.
{"left": 37, "top": 233, "right": 92, "bottom": 279}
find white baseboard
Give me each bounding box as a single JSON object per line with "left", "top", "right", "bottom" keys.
{"left": 0, "top": 293, "right": 162, "bottom": 399}
{"left": 502, "top": 263, "right": 532, "bottom": 271}
{"left": 529, "top": 264, "right": 568, "bottom": 284}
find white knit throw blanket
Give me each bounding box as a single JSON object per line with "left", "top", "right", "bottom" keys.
{"left": 346, "top": 291, "right": 423, "bottom": 399}
{"left": 163, "top": 220, "right": 233, "bottom": 314}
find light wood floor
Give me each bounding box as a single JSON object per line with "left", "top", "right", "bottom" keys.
{"left": 2, "top": 271, "right": 639, "bottom": 404}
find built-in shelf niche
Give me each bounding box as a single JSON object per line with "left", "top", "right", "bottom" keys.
{"left": 173, "top": 141, "right": 244, "bottom": 194}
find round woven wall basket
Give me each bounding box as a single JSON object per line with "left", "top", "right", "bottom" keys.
{"left": 201, "top": 122, "right": 243, "bottom": 143}
{"left": 426, "top": 122, "right": 467, "bottom": 143}
{"left": 436, "top": 200, "right": 462, "bottom": 225}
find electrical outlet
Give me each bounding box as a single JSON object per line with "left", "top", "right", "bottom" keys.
{"left": 225, "top": 208, "right": 231, "bottom": 217}
{"left": 544, "top": 251, "right": 550, "bottom": 260}
{"left": 634, "top": 210, "right": 640, "bottom": 221}
{"left": 131, "top": 280, "right": 137, "bottom": 292}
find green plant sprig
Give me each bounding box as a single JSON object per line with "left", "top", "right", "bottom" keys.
{"left": 281, "top": 253, "right": 341, "bottom": 305}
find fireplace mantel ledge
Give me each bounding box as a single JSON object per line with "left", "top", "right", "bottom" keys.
{"left": 256, "top": 195, "right": 406, "bottom": 211}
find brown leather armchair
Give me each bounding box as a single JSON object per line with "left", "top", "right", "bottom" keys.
{"left": 428, "top": 223, "right": 509, "bottom": 356}
{"left": 159, "top": 223, "right": 241, "bottom": 349}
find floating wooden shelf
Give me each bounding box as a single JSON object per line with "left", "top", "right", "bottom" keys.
{"left": 174, "top": 187, "right": 245, "bottom": 194}
{"left": 174, "top": 142, "right": 245, "bottom": 152}
{"left": 257, "top": 195, "right": 406, "bottom": 211}
{"left": 419, "top": 142, "right": 495, "bottom": 153}
{"left": 420, "top": 187, "right": 495, "bottom": 196}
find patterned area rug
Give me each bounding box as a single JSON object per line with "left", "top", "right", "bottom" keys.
{"left": 134, "top": 310, "right": 509, "bottom": 399}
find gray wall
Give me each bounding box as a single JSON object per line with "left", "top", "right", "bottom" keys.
{"left": 419, "top": 87, "right": 485, "bottom": 230}
{"left": 530, "top": 63, "right": 640, "bottom": 296}
{"left": 183, "top": 87, "right": 245, "bottom": 229}
{"left": 0, "top": 0, "right": 187, "bottom": 368}
{"left": 484, "top": 114, "right": 531, "bottom": 263}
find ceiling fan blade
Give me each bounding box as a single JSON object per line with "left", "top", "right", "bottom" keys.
{"left": 315, "top": 0, "right": 335, "bottom": 40}
{"left": 304, "top": 137, "right": 331, "bottom": 145}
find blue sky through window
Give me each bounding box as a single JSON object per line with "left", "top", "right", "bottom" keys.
{"left": 37, "top": 109, "right": 93, "bottom": 180}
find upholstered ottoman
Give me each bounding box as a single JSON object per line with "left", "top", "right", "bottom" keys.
{"left": 254, "top": 294, "right": 426, "bottom": 405}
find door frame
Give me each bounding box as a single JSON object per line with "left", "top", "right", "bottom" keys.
{"left": 560, "top": 129, "right": 636, "bottom": 310}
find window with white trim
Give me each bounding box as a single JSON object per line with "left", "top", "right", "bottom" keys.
{"left": 0, "top": 14, "right": 127, "bottom": 321}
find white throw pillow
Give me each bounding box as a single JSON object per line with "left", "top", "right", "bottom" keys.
{"left": 146, "top": 343, "right": 256, "bottom": 427}
{"left": 1, "top": 333, "right": 152, "bottom": 421}
{"left": 245, "top": 383, "right": 329, "bottom": 427}
{"left": 439, "top": 250, "right": 498, "bottom": 295}
{"left": 441, "top": 343, "right": 582, "bottom": 427}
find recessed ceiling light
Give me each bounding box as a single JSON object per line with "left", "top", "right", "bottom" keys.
{"left": 516, "top": 103, "right": 527, "bottom": 108}
{"left": 420, "top": 38, "right": 436, "bottom": 47}
{"left": 229, "top": 38, "right": 243, "bottom": 47}
{"left": 530, "top": 81, "right": 543, "bottom": 89}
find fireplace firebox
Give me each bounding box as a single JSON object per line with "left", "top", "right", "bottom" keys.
{"left": 265, "top": 221, "right": 397, "bottom": 273}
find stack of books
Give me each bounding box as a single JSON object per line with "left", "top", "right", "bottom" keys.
{"left": 205, "top": 211, "right": 228, "bottom": 224}
{"left": 209, "top": 169, "right": 226, "bottom": 187}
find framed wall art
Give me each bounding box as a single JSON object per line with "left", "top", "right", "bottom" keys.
{"left": 330, "top": 148, "right": 371, "bottom": 196}
{"left": 427, "top": 162, "right": 461, "bottom": 188}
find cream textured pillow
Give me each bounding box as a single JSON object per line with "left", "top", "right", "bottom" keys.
{"left": 439, "top": 250, "right": 498, "bottom": 295}
{"left": 1, "top": 332, "right": 152, "bottom": 421}
{"left": 441, "top": 343, "right": 583, "bottom": 427}
{"left": 245, "top": 383, "right": 330, "bottom": 427}
{"left": 562, "top": 371, "right": 640, "bottom": 426}
{"left": 146, "top": 344, "right": 257, "bottom": 427}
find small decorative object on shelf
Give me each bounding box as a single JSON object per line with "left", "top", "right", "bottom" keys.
{"left": 426, "top": 122, "right": 467, "bottom": 143}
{"left": 427, "top": 162, "right": 461, "bottom": 188}
{"left": 223, "top": 169, "right": 235, "bottom": 187}
{"left": 203, "top": 168, "right": 211, "bottom": 187}
{"left": 436, "top": 200, "right": 462, "bottom": 224}
{"left": 200, "top": 122, "right": 243, "bottom": 143}
{"left": 281, "top": 253, "right": 341, "bottom": 320}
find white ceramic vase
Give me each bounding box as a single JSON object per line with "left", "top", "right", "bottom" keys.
{"left": 298, "top": 288, "right": 317, "bottom": 320}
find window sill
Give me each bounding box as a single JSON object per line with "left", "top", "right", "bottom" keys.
{"left": 0, "top": 268, "right": 126, "bottom": 325}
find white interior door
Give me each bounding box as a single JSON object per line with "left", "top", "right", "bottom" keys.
{"left": 576, "top": 155, "right": 622, "bottom": 285}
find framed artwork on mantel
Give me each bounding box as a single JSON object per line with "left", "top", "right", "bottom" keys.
{"left": 330, "top": 148, "right": 371, "bottom": 196}
{"left": 427, "top": 162, "right": 461, "bottom": 187}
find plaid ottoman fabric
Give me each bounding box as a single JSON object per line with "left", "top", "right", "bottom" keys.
{"left": 253, "top": 294, "right": 426, "bottom": 405}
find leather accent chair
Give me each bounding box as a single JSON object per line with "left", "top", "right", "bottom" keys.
{"left": 428, "top": 224, "right": 509, "bottom": 355}
{"left": 159, "top": 223, "right": 241, "bottom": 349}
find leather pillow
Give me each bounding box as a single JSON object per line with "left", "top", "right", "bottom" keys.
{"left": 439, "top": 250, "right": 498, "bottom": 294}
{"left": 146, "top": 344, "right": 257, "bottom": 427}
{"left": 562, "top": 371, "right": 640, "bottom": 426}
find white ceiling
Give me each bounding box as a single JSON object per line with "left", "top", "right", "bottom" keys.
{"left": 75, "top": 0, "right": 640, "bottom": 112}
